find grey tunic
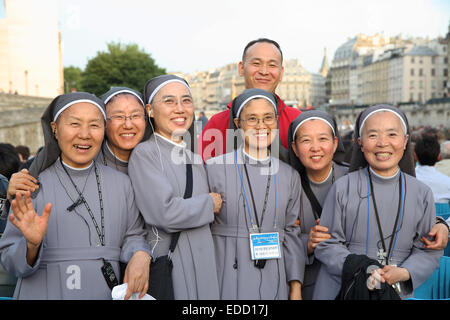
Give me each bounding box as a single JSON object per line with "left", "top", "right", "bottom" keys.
{"left": 205, "top": 149, "right": 306, "bottom": 300}
{"left": 299, "top": 162, "right": 348, "bottom": 300}
{"left": 128, "top": 134, "right": 219, "bottom": 300}
{"left": 0, "top": 160, "right": 149, "bottom": 300}
{"left": 313, "top": 167, "right": 443, "bottom": 300}
{"left": 96, "top": 141, "right": 129, "bottom": 175}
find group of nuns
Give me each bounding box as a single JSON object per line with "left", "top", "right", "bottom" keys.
{"left": 0, "top": 74, "right": 443, "bottom": 300}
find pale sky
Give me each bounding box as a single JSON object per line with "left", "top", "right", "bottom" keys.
{"left": 59, "top": 0, "right": 450, "bottom": 75}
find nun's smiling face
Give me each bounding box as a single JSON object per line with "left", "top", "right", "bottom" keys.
{"left": 51, "top": 102, "right": 105, "bottom": 168}
{"left": 148, "top": 82, "right": 194, "bottom": 143}
{"left": 234, "top": 98, "right": 278, "bottom": 157}
{"left": 358, "top": 111, "right": 408, "bottom": 177}
{"left": 292, "top": 119, "right": 338, "bottom": 182}
{"left": 105, "top": 94, "right": 146, "bottom": 161}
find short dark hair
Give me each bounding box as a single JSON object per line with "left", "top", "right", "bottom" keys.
{"left": 0, "top": 143, "right": 21, "bottom": 179}
{"left": 414, "top": 134, "right": 440, "bottom": 166}
{"left": 15, "top": 145, "right": 30, "bottom": 161}
{"left": 242, "top": 38, "right": 283, "bottom": 63}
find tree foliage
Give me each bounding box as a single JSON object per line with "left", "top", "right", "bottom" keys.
{"left": 63, "top": 66, "right": 84, "bottom": 93}
{"left": 79, "top": 42, "right": 166, "bottom": 96}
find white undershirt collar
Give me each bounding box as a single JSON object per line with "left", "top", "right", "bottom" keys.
{"left": 105, "top": 141, "right": 128, "bottom": 163}
{"left": 154, "top": 133, "right": 186, "bottom": 148}
{"left": 369, "top": 166, "right": 400, "bottom": 180}
{"left": 61, "top": 159, "right": 94, "bottom": 171}
{"left": 242, "top": 148, "right": 270, "bottom": 162}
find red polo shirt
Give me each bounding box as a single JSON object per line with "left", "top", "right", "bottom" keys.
{"left": 198, "top": 95, "right": 301, "bottom": 161}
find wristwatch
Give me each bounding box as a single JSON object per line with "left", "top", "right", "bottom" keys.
{"left": 436, "top": 216, "right": 450, "bottom": 232}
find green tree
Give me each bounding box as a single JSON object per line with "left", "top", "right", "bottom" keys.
{"left": 64, "top": 66, "right": 84, "bottom": 93}
{"left": 81, "top": 42, "right": 166, "bottom": 96}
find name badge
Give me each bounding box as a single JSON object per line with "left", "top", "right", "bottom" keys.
{"left": 249, "top": 232, "right": 281, "bottom": 260}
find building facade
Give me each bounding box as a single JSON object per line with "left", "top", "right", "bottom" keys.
{"left": 183, "top": 57, "right": 327, "bottom": 111}
{"left": 0, "top": 0, "right": 63, "bottom": 97}
{"left": 330, "top": 30, "right": 450, "bottom": 107}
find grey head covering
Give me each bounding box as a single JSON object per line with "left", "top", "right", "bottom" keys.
{"left": 100, "top": 86, "right": 151, "bottom": 141}
{"left": 349, "top": 104, "right": 415, "bottom": 177}
{"left": 287, "top": 110, "right": 347, "bottom": 218}
{"left": 28, "top": 92, "right": 106, "bottom": 182}
{"left": 143, "top": 75, "right": 196, "bottom": 152}
{"left": 228, "top": 88, "right": 288, "bottom": 162}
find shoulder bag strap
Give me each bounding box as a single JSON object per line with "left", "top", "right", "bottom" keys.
{"left": 169, "top": 162, "right": 193, "bottom": 253}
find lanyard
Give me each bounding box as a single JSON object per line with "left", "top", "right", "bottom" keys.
{"left": 235, "top": 150, "right": 277, "bottom": 232}
{"left": 366, "top": 168, "right": 404, "bottom": 264}
{"left": 61, "top": 159, "right": 105, "bottom": 246}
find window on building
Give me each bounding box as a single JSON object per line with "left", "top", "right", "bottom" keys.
{"left": 410, "top": 80, "right": 414, "bottom": 89}
{"left": 419, "top": 59, "right": 423, "bottom": 64}
{"left": 431, "top": 68, "right": 435, "bottom": 76}
{"left": 418, "top": 93, "right": 423, "bottom": 102}
{"left": 444, "top": 69, "right": 448, "bottom": 77}
{"left": 410, "top": 69, "right": 414, "bottom": 76}
{"left": 419, "top": 80, "right": 423, "bottom": 89}
{"left": 432, "top": 57, "right": 436, "bottom": 64}
{"left": 432, "top": 80, "right": 436, "bottom": 88}
{"left": 0, "top": 0, "right": 6, "bottom": 19}
{"left": 410, "top": 92, "right": 414, "bottom": 101}
{"left": 411, "top": 57, "right": 415, "bottom": 63}
{"left": 419, "top": 69, "right": 423, "bottom": 76}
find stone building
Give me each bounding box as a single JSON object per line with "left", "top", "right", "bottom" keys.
{"left": 0, "top": 93, "right": 50, "bottom": 153}
{"left": 330, "top": 30, "right": 449, "bottom": 106}
{"left": 0, "top": 0, "right": 63, "bottom": 98}
{"left": 184, "top": 56, "right": 327, "bottom": 111}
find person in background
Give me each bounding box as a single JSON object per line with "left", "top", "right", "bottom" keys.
{"left": 436, "top": 140, "right": 450, "bottom": 177}
{"left": 0, "top": 174, "right": 9, "bottom": 234}
{"left": 14, "top": 146, "right": 30, "bottom": 164}
{"left": 198, "top": 111, "right": 209, "bottom": 131}
{"left": 0, "top": 144, "right": 20, "bottom": 180}
{"left": 415, "top": 134, "right": 450, "bottom": 209}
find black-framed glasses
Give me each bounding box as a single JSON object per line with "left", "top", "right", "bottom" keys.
{"left": 240, "top": 114, "right": 277, "bottom": 126}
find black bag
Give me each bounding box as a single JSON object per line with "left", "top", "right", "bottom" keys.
{"left": 147, "top": 162, "right": 193, "bottom": 300}
{"left": 147, "top": 232, "right": 180, "bottom": 300}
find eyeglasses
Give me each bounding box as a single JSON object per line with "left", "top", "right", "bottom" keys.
{"left": 159, "top": 96, "right": 194, "bottom": 107}
{"left": 106, "top": 113, "right": 145, "bottom": 123}
{"left": 239, "top": 114, "right": 277, "bottom": 126}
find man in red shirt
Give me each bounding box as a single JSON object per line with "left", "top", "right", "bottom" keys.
{"left": 199, "top": 38, "right": 301, "bottom": 161}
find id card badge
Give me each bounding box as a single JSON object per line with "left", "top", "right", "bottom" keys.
{"left": 249, "top": 232, "right": 281, "bottom": 260}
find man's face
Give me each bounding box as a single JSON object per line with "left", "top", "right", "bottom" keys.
{"left": 238, "top": 42, "right": 284, "bottom": 93}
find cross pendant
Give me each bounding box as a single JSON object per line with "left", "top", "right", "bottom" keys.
{"left": 377, "top": 249, "right": 387, "bottom": 265}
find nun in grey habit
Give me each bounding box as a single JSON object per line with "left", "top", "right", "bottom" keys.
{"left": 287, "top": 110, "right": 348, "bottom": 300}
{"left": 128, "top": 75, "right": 220, "bottom": 300}
{"left": 313, "top": 104, "right": 442, "bottom": 300}
{"left": 205, "top": 88, "right": 305, "bottom": 300}
{"left": 97, "top": 87, "right": 151, "bottom": 175}
{"left": 0, "top": 92, "right": 150, "bottom": 299}
{"left": 0, "top": 87, "right": 150, "bottom": 217}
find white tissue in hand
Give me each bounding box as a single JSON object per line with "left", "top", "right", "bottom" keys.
{"left": 111, "top": 283, "right": 155, "bottom": 300}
